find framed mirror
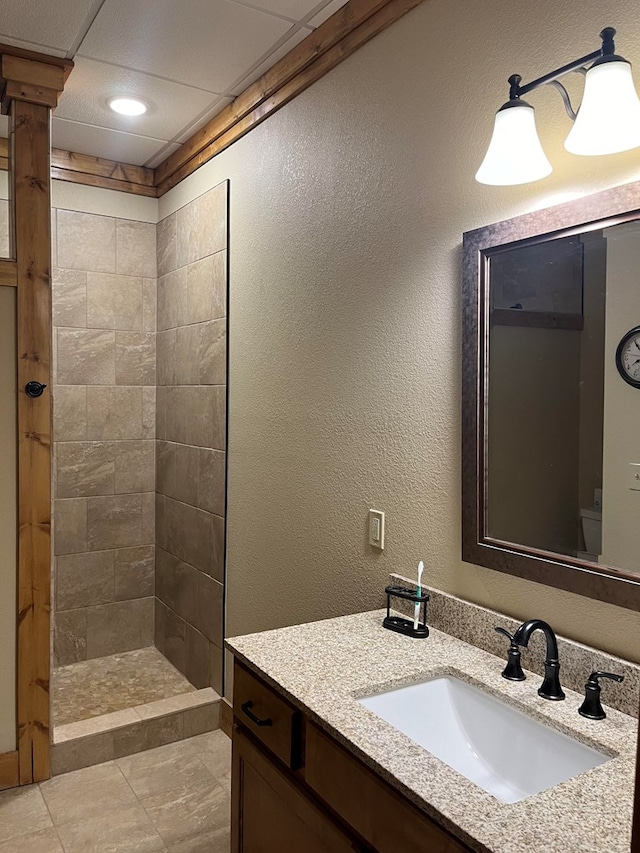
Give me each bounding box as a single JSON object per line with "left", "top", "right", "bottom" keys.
{"left": 462, "top": 181, "right": 640, "bottom": 611}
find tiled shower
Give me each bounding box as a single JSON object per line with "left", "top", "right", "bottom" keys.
{"left": 51, "top": 182, "right": 228, "bottom": 771}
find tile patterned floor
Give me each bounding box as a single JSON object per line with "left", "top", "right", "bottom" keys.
{"left": 53, "top": 648, "right": 195, "bottom": 726}
{"left": 0, "top": 731, "right": 231, "bottom": 852}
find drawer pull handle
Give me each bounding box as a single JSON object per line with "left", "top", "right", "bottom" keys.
{"left": 241, "top": 700, "right": 273, "bottom": 727}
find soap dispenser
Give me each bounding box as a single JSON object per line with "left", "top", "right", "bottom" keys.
{"left": 495, "top": 627, "right": 526, "bottom": 681}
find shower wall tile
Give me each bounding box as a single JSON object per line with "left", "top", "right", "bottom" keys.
{"left": 86, "top": 387, "right": 144, "bottom": 440}
{"left": 143, "top": 278, "right": 157, "bottom": 332}
{"left": 53, "top": 209, "right": 157, "bottom": 663}
{"left": 114, "top": 546, "right": 155, "bottom": 601}
{"left": 87, "top": 273, "right": 143, "bottom": 330}
{"left": 87, "top": 493, "right": 154, "bottom": 551}
{"left": 155, "top": 181, "right": 228, "bottom": 692}
{"left": 54, "top": 498, "right": 88, "bottom": 555}
{"left": 115, "top": 332, "right": 156, "bottom": 385}
{"left": 198, "top": 319, "right": 226, "bottom": 385}
{"left": 157, "top": 267, "right": 187, "bottom": 331}
{"left": 53, "top": 270, "right": 87, "bottom": 328}
{"left": 114, "top": 441, "right": 155, "bottom": 494}
{"left": 57, "top": 210, "right": 116, "bottom": 273}
{"left": 56, "top": 550, "right": 115, "bottom": 611}
{"left": 54, "top": 609, "right": 87, "bottom": 666}
{"left": 85, "top": 597, "right": 155, "bottom": 658}
{"left": 56, "top": 442, "right": 116, "bottom": 498}
{"left": 0, "top": 199, "right": 10, "bottom": 258}
{"left": 57, "top": 329, "right": 116, "bottom": 386}
{"left": 198, "top": 449, "right": 226, "bottom": 516}
{"left": 53, "top": 386, "right": 88, "bottom": 442}
{"left": 176, "top": 183, "right": 227, "bottom": 267}
{"left": 156, "top": 213, "right": 177, "bottom": 278}
{"left": 116, "top": 220, "right": 157, "bottom": 278}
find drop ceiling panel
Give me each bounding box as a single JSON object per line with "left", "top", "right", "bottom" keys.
{"left": 145, "top": 142, "right": 182, "bottom": 169}
{"left": 237, "top": 0, "right": 329, "bottom": 23}
{"left": 307, "top": 0, "right": 348, "bottom": 27}
{"left": 0, "top": 0, "right": 97, "bottom": 53}
{"left": 175, "top": 97, "right": 235, "bottom": 144}
{"left": 79, "top": 0, "right": 294, "bottom": 93}
{"left": 229, "top": 26, "right": 311, "bottom": 96}
{"left": 52, "top": 118, "right": 167, "bottom": 166}
{"left": 0, "top": 33, "right": 68, "bottom": 58}
{"left": 56, "top": 57, "right": 220, "bottom": 141}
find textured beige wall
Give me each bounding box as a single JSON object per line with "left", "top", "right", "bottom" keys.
{"left": 160, "top": 0, "right": 640, "bottom": 663}
{"left": 0, "top": 287, "right": 16, "bottom": 752}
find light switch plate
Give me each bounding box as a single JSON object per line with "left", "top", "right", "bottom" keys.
{"left": 368, "top": 509, "right": 385, "bottom": 549}
{"left": 629, "top": 463, "right": 640, "bottom": 491}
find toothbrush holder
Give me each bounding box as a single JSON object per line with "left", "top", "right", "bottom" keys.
{"left": 383, "top": 584, "right": 429, "bottom": 638}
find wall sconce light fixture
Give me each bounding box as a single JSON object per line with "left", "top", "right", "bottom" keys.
{"left": 476, "top": 28, "right": 640, "bottom": 186}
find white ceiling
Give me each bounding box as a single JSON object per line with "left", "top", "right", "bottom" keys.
{"left": 0, "top": 0, "right": 347, "bottom": 167}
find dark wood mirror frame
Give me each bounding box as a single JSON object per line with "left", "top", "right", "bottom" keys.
{"left": 462, "top": 181, "right": 640, "bottom": 613}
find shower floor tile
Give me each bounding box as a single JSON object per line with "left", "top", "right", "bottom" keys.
{"left": 53, "top": 647, "right": 195, "bottom": 727}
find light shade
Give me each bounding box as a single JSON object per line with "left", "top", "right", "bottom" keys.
{"left": 108, "top": 97, "right": 147, "bottom": 116}
{"left": 475, "top": 101, "right": 553, "bottom": 186}
{"left": 565, "top": 58, "right": 640, "bottom": 155}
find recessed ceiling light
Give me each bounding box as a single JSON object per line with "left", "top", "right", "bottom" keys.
{"left": 108, "top": 97, "right": 147, "bottom": 116}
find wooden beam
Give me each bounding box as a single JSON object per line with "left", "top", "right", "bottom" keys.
{"left": 1, "top": 53, "right": 71, "bottom": 112}
{"left": 0, "top": 259, "right": 17, "bottom": 287}
{"left": 0, "top": 751, "right": 19, "bottom": 792}
{"left": 0, "top": 143, "right": 157, "bottom": 197}
{"left": 0, "top": 137, "right": 8, "bottom": 171}
{"left": 51, "top": 149, "right": 157, "bottom": 197}
{"left": 12, "top": 97, "right": 52, "bottom": 785}
{"left": 155, "top": 0, "right": 424, "bottom": 195}
{"left": 0, "top": 42, "right": 73, "bottom": 83}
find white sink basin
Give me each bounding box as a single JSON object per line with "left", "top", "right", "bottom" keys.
{"left": 358, "top": 675, "right": 610, "bottom": 803}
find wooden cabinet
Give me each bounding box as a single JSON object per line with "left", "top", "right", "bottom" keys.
{"left": 232, "top": 727, "right": 363, "bottom": 853}
{"left": 231, "top": 662, "right": 474, "bottom": 853}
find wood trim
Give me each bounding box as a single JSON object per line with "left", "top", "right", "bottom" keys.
{"left": 0, "top": 751, "right": 19, "bottom": 792}
{"left": 51, "top": 149, "right": 155, "bottom": 189}
{"left": 0, "top": 42, "right": 73, "bottom": 81}
{"left": 155, "top": 0, "right": 424, "bottom": 195}
{"left": 12, "top": 98, "right": 52, "bottom": 784}
{"left": 0, "top": 143, "right": 157, "bottom": 197}
{"left": 0, "top": 259, "right": 17, "bottom": 287}
{"left": 50, "top": 164, "right": 157, "bottom": 197}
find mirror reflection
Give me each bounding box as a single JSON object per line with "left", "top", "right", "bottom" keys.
{"left": 486, "top": 220, "right": 640, "bottom": 576}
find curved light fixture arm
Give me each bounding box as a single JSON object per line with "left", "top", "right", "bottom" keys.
{"left": 547, "top": 80, "right": 577, "bottom": 121}
{"left": 506, "top": 27, "right": 617, "bottom": 115}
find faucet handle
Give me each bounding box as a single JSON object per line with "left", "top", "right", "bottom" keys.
{"left": 495, "top": 626, "right": 526, "bottom": 682}
{"left": 578, "top": 671, "right": 624, "bottom": 720}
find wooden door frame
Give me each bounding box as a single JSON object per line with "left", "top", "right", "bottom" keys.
{"left": 0, "top": 46, "right": 72, "bottom": 789}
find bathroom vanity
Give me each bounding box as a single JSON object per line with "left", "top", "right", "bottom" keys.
{"left": 227, "top": 609, "right": 639, "bottom": 853}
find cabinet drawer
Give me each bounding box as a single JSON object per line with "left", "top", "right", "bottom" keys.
{"left": 233, "top": 661, "right": 300, "bottom": 768}
{"left": 305, "top": 722, "right": 472, "bottom": 853}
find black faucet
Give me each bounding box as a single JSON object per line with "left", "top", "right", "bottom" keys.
{"left": 578, "top": 671, "right": 624, "bottom": 720}
{"left": 512, "top": 619, "right": 565, "bottom": 701}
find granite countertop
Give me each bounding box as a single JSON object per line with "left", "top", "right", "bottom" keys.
{"left": 226, "top": 610, "right": 638, "bottom": 853}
